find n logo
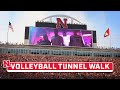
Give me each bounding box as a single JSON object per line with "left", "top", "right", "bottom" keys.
{"left": 3, "top": 60, "right": 10, "bottom": 68}
{"left": 56, "top": 18, "right": 68, "bottom": 28}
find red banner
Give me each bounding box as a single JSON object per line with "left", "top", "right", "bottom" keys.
{"left": 3, "top": 60, "right": 113, "bottom": 72}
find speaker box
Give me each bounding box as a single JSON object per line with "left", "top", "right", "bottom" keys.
{"left": 25, "top": 27, "right": 29, "bottom": 39}
{"left": 93, "top": 31, "right": 97, "bottom": 43}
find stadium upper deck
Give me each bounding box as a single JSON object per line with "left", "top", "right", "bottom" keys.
{"left": 0, "top": 44, "right": 120, "bottom": 58}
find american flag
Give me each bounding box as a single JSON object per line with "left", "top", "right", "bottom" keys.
{"left": 8, "top": 21, "right": 14, "bottom": 32}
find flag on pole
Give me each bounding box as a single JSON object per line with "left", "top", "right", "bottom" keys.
{"left": 104, "top": 28, "right": 110, "bottom": 37}
{"left": 8, "top": 21, "right": 14, "bottom": 32}
{"left": 104, "top": 28, "right": 111, "bottom": 48}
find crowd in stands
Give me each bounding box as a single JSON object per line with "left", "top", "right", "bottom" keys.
{"left": 0, "top": 53, "right": 120, "bottom": 79}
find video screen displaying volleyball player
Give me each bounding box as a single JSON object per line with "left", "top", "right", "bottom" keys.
{"left": 29, "top": 27, "right": 92, "bottom": 47}
{"left": 51, "top": 28, "right": 64, "bottom": 46}
{"left": 69, "top": 30, "right": 84, "bottom": 47}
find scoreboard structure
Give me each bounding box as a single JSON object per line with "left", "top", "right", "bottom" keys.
{"left": 24, "top": 15, "right": 97, "bottom": 48}
{"left": 35, "top": 22, "right": 87, "bottom": 30}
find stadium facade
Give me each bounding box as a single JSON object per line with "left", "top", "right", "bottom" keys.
{"left": 0, "top": 45, "right": 120, "bottom": 57}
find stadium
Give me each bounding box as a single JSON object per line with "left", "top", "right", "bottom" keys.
{"left": 0, "top": 14, "right": 120, "bottom": 79}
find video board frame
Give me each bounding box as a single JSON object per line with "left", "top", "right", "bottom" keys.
{"left": 28, "top": 27, "right": 93, "bottom": 48}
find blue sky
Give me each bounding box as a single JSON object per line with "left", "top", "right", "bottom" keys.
{"left": 0, "top": 11, "right": 120, "bottom": 48}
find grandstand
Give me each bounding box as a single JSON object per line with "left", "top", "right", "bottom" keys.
{"left": 0, "top": 53, "right": 120, "bottom": 79}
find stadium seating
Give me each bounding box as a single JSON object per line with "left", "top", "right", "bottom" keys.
{"left": 0, "top": 53, "right": 120, "bottom": 79}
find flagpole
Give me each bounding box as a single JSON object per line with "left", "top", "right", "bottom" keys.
{"left": 7, "top": 27, "right": 9, "bottom": 44}
{"left": 98, "top": 36, "right": 99, "bottom": 48}
{"left": 109, "top": 28, "right": 111, "bottom": 48}
{"left": 110, "top": 33, "right": 111, "bottom": 48}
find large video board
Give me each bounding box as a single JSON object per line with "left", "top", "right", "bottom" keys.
{"left": 29, "top": 27, "right": 93, "bottom": 47}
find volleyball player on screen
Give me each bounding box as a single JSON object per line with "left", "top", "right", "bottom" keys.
{"left": 51, "top": 28, "right": 64, "bottom": 46}
{"left": 39, "top": 34, "right": 51, "bottom": 45}
{"left": 69, "top": 30, "right": 84, "bottom": 47}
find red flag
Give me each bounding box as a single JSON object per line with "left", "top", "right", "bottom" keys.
{"left": 104, "top": 28, "right": 110, "bottom": 37}
{"left": 8, "top": 22, "right": 14, "bottom": 32}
